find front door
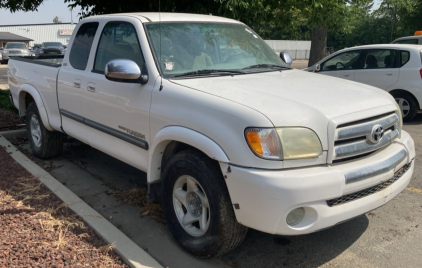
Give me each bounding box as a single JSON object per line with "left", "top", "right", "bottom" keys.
{"left": 354, "top": 49, "right": 400, "bottom": 90}
{"left": 83, "top": 20, "right": 154, "bottom": 171}
{"left": 57, "top": 21, "right": 100, "bottom": 144}
{"left": 319, "top": 50, "right": 364, "bottom": 81}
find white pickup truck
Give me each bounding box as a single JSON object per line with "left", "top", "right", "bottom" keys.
{"left": 8, "top": 13, "right": 415, "bottom": 258}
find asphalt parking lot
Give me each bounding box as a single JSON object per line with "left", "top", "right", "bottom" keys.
{"left": 1, "top": 63, "right": 422, "bottom": 267}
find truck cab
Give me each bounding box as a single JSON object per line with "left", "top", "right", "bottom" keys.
{"left": 7, "top": 13, "right": 416, "bottom": 259}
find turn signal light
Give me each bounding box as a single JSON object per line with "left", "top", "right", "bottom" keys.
{"left": 415, "top": 31, "right": 422, "bottom": 36}
{"left": 246, "top": 132, "right": 264, "bottom": 155}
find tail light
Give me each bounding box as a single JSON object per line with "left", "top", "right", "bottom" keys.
{"left": 420, "top": 68, "right": 422, "bottom": 79}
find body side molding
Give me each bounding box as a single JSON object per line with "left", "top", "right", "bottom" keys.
{"left": 60, "top": 109, "right": 148, "bottom": 150}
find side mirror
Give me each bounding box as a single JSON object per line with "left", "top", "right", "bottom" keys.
{"left": 105, "top": 59, "right": 148, "bottom": 84}
{"left": 279, "top": 52, "right": 292, "bottom": 67}
{"left": 315, "top": 64, "right": 321, "bottom": 72}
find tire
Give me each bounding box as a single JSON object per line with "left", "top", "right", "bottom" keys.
{"left": 392, "top": 92, "right": 418, "bottom": 122}
{"left": 162, "top": 150, "right": 248, "bottom": 258}
{"left": 26, "top": 102, "right": 64, "bottom": 159}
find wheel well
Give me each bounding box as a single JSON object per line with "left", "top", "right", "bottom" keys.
{"left": 147, "top": 141, "right": 220, "bottom": 203}
{"left": 25, "top": 93, "right": 35, "bottom": 109}
{"left": 389, "top": 89, "right": 420, "bottom": 109}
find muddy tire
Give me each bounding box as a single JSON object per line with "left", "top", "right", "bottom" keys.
{"left": 26, "top": 102, "right": 64, "bottom": 159}
{"left": 162, "top": 150, "right": 248, "bottom": 258}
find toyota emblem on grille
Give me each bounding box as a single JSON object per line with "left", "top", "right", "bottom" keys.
{"left": 369, "top": 124, "right": 384, "bottom": 144}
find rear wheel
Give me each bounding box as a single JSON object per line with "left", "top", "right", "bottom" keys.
{"left": 392, "top": 92, "right": 418, "bottom": 121}
{"left": 26, "top": 102, "right": 65, "bottom": 159}
{"left": 162, "top": 150, "right": 248, "bottom": 258}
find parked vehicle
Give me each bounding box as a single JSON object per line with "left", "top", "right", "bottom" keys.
{"left": 0, "top": 47, "right": 3, "bottom": 61}
{"left": 8, "top": 13, "right": 415, "bottom": 258}
{"left": 39, "top": 42, "right": 65, "bottom": 55}
{"left": 391, "top": 31, "right": 422, "bottom": 45}
{"left": 305, "top": 44, "right": 422, "bottom": 121}
{"left": 1, "top": 42, "right": 30, "bottom": 64}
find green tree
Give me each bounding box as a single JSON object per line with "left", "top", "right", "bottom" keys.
{"left": 53, "top": 16, "right": 62, "bottom": 23}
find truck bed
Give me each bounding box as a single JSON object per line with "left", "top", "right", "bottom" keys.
{"left": 8, "top": 55, "right": 64, "bottom": 131}
{"left": 10, "top": 55, "right": 64, "bottom": 68}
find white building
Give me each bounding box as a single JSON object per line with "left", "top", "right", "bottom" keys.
{"left": 0, "top": 23, "right": 76, "bottom": 48}
{"left": 265, "top": 40, "right": 312, "bottom": 60}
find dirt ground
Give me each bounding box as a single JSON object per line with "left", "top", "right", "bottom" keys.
{"left": 0, "top": 107, "right": 25, "bottom": 131}
{"left": 0, "top": 145, "right": 129, "bottom": 267}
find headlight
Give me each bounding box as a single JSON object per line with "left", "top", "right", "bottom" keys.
{"left": 40, "top": 49, "right": 44, "bottom": 54}
{"left": 276, "top": 128, "right": 322, "bottom": 160}
{"left": 245, "top": 127, "right": 322, "bottom": 160}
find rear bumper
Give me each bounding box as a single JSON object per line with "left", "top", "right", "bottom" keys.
{"left": 222, "top": 130, "right": 415, "bottom": 235}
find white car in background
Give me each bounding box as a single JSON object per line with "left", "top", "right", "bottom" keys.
{"left": 305, "top": 44, "right": 422, "bottom": 121}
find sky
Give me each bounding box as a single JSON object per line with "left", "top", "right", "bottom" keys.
{"left": 0, "top": 0, "right": 82, "bottom": 25}
{"left": 0, "top": 0, "right": 383, "bottom": 26}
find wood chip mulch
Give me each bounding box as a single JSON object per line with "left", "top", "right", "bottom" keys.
{"left": 0, "top": 145, "right": 129, "bottom": 268}
{"left": 0, "top": 107, "right": 25, "bottom": 131}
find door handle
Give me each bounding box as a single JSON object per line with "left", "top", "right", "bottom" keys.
{"left": 74, "top": 79, "right": 81, "bottom": 88}
{"left": 343, "top": 74, "right": 350, "bottom": 77}
{"left": 386, "top": 73, "right": 393, "bottom": 76}
{"left": 87, "top": 82, "right": 96, "bottom": 92}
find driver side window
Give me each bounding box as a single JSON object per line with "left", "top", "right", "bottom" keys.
{"left": 322, "top": 50, "right": 362, "bottom": 71}
{"left": 93, "top": 21, "right": 144, "bottom": 73}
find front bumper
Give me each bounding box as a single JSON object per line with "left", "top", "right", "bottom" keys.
{"left": 1, "top": 53, "right": 29, "bottom": 60}
{"left": 222, "top": 130, "right": 415, "bottom": 235}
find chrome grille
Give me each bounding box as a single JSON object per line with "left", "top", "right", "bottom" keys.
{"left": 333, "top": 112, "right": 399, "bottom": 161}
{"left": 326, "top": 162, "right": 411, "bottom": 207}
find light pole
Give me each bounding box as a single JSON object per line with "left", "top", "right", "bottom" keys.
{"left": 70, "top": 7, "right": 74, "bottom": 24}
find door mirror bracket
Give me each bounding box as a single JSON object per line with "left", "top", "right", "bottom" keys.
{"left": 315, "top": 64, "right": 321, "bottom": 72}
{"left": 279, "top": 52, "right": 292, "bottom": 67}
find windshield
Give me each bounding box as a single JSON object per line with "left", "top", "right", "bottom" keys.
{"left": 42, "top": 42, "right": 63, "bottom": 47}
{"left": 145, "top": 23, "right": 286, "bottom": 78}
{"left": 5, "top": 43, "right": 27, "bottom": 49}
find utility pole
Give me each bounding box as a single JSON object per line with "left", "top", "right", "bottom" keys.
{"left": 70, "top": 7, "right": 74, "bottom": 24}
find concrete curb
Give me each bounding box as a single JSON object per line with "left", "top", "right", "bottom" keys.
{"left": 0, "top": 129, "right": 27, "bottom": 139}
{"left": 0, "top": 134, "right": 163, "bottom": 268}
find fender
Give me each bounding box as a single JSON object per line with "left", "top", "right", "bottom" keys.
{"left": 18, "top": 84, "right": 53, "bottom": 131}
{"left": 387, "top": 88, "right": 422, "bottom": 110}
{"left": 148, "top": 126, "right": 230, "bottom": 183}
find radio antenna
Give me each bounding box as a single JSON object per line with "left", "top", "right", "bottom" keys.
{"left": 159, "top": 0, "right": 163, "bottom": 91}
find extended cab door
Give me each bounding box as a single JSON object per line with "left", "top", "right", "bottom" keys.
{"left": 82, "top": 19, "right": 154, "bottom": 171}
{"left": 318, "top": 50, "right": 364, "bottom": 81}
{"left": 57, "top": 22, "right": 100, "bottom": 143}
{"left": 354, "top": 49, "right": 400, "bottom": 90}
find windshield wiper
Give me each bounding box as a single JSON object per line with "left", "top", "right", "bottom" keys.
{"left": 170, "top": 69, "right": 245, "bottom": 78}
{"left": 242, "top": 64, "right": 291, "bottom": 70}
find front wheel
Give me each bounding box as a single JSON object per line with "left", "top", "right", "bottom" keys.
{"left": 392, "top": 92, "right": 418, "bottom": 121}
{"left": 26, "top": 102, "right": 64, "bottom": 159}
{"left": 162, "top": 150, "right": 248, "bottom": 258}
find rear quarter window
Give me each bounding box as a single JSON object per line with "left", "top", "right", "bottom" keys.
{"left": 69, "top": 22, "right": 99, "bottom": 70}
{"left": 400, "top": 50, "right": 410, "bottom": 67}
{"left": 420, "top": 49, "right": 422, "bottom": 64}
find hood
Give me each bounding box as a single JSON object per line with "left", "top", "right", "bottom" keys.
{"left": 171, "top": 70, "right": 396, "bottom": 148}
